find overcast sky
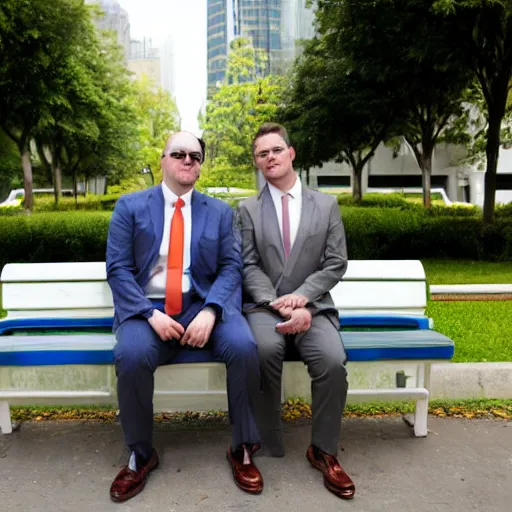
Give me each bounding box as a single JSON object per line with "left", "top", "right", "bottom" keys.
{"left": 117, "top": 0, "right": 207, "bottom": 133}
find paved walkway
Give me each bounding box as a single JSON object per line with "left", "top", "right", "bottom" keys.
{"left": 1, "top": 417, "right": 510, "bottom": 511}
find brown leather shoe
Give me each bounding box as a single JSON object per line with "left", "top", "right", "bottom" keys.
{"left": 306, "top": 445, "right": 355, "bottom": 499}
{"left": 110, "top": 449, "right": 159, "bottom": 502}
{"left": 226, "top": 444, "right": 264, "bottom": 494}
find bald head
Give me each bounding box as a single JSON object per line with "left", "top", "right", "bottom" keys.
{"left": 163, "top": 131, "right": 205, "bottom": 163}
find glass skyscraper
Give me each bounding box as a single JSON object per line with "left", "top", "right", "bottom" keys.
{"left": 207, "top": 0, "right": 315, "bottom": 92}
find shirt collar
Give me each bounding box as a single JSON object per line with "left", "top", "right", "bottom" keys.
{"left": 161, "top": 182, "right": 193, "bottom": 207}
{"left": 267, "top": 174, "right": 302, "bottom": 200}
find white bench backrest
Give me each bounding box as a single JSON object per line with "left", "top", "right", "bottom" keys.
{"left": 1, "top": 260, "right": 427, "bottom": 318}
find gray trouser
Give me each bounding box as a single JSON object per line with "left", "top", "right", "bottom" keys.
{"left": 246, "top": 311, "right": 348, "bottom": 456}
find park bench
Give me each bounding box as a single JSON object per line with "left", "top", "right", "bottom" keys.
{"left": 0, "top": 260, "right": 454, "bottom": 437}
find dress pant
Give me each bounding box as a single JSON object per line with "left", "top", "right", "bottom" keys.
{"left": 114, "top": 295, "right": 261, "bottom": 460}
{"left": 246, "top": 311, "right": 348, "bottom": 457}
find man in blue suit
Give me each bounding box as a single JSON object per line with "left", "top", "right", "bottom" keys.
{"left": 106, "top": 131, "right": 263, "bottom": 502}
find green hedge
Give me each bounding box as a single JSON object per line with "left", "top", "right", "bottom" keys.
{"left": 0, "top": 212, "right": 111, "bottom": 268}
{"left": 0, "top": 194, "right": 121, "bottom": 215}
{"left": 340, "top": 207, "right": 512, "bottom": 260}
{"left": 1, "top": 208, "right": 512, "bottom": 269}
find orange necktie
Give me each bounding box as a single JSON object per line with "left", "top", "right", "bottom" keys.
{"left": 165, "top": 197, "right": 185, "bottom": 315}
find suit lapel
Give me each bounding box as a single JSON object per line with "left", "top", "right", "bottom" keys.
{"left": 191, "top": 190, "right": 207, "bottom": 265}
{"left": 148, "top": 185, "right": 165, "bottom": 263}
{"left": 258, "top": 184, "right": 285, "bottom": 266}
{"left": 285, "top": 187, "right": 315, "bottom": 271}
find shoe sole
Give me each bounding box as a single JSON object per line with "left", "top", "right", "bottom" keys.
{"left": 110, "top": 457, "right": 160, "bottom": 503}
{"left": 226, "top": 452, "right": 263, "bottom": 495}
{"left": 307, "top": 452, "right": 355, "bottom": 500}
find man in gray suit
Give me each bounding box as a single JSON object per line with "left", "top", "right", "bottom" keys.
{"left": 237, "top": 123, "right": 355, "bottom": 499}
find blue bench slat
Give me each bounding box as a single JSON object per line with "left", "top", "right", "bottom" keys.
{"left": 0, "top": 314, "right": 431, "bottom": 336}
{"left": 340, "top": 315, "right": 430, "bottom": 329}
{"left": 0, "top": 330, "right": 454, "bottom": 366}
{"left": 0, "top": 317, "right": 114, "bottom": 335}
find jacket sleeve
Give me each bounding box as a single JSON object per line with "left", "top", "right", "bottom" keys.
{"left": 293, "top": 198, "right": 348, "bottom": 302}
{"left": 203, "top": 206, "right": 243, "bottom": 319}
{"left": 106, "top": 196, "right": 155, "bottom": 324}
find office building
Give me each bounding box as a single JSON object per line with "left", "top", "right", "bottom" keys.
{"left": 86, "top": 0, "right": 131, "bottom": 62}
{"left": 206, "top": 0, "right": 315, "bottom": 91}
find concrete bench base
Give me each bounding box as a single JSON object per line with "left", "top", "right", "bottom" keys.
{"left": 0, "top": 360, "right": 433, "bottom": 437}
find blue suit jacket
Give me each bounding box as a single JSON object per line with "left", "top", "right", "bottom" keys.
{"left": 106, "top": 185, "right": 242, "bottom": 330}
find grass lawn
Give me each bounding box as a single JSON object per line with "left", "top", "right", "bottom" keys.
{"left": 427, "top": 300, "right": 512, "bottom": 362}
{"left": 422, "top": 259, "right": 512, "bottom": 284}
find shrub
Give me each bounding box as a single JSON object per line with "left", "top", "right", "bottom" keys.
{"left": 340, "top": 207, "right": 512, "bottom": 261}
{"left": 0, "top": 212, "right": 111, "bottom": 269}
{"left": 1, "top": 207, "right": 512, "bottom": 270}
{"left": 495, "top": 202, "right": 512, "bottom": 219}
{"left": 337, "top": 193, "right": 412, "bottom": 209}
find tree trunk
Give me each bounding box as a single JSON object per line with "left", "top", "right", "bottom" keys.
{"left": 73, "top": 169, "right": 78, "bottom": 207}
{"left": 352, "top": 166, "right": 363, "bottom": 203}
{"left": 421, "top": 150, "right": 433, "bottom": 209}
{"left": 52, "top": 164, "right": 62, "bottom": 204}
{"left": 405, "top": 136, "right": 433, "bottom": 208}
{"left": 20, "top": 139, "right": 33, "bottom": 211}
{"left": 483, "top": 109, "right": 502, "bottom": 224}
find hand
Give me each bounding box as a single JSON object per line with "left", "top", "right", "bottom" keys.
{"left": 274, "top": 304, "right": 293, "bottom": 319}
{"left": 275, "top": 308, "right": 312, "bottom": 335}
{"left": 181, "top": 308, "right": 216, "bottom": 348}
{"left": 148, "top": 309, "right": 185, "bottom": 341}
{"left": 271, "top": 294, "right": 309, "bottom": 311}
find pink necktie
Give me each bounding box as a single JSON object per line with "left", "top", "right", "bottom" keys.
{"left": 281, "top": 193, "right": 291, "bottom": 258}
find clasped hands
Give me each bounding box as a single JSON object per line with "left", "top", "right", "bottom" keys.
{"left": 148, "top": 308, "right": 216, "bottom": 347}
{"left": 270, "top": 294, "right": 312, "bottom": 335}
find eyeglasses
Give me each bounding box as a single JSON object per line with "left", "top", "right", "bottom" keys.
{"left": 255, "top": 147, "right": 285, "bottom": 159}
{"left": 163, "top": 151, "right": 203, "bottom": 163}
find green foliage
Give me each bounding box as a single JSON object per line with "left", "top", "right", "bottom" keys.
{"left": 0, "top": 0, "right": 106, "bottom": 209}
{"left": 341, "top": 207, "right": 512, "bottom": 260}
{"left": 281, "top": 36, "right": 398, "bottom": 202}
{"left": 0, "top": 194, "right": 121, "bottom": 214}
{"left": 308, "top": 0, "right": 473, "bottom": 207}
{"left": 2, "top": 206, "right": 512, "bottom": 269}
{"left": 337, "top": 193, "right": 412, "bottom": 209}
{"left": 0, "top": 129, "right": 22, "bottom": 200}
{"left": 197, "top": 164, "right": 257, "bottom": 190}
{"left": 0, "top": 212, "right": 111, "bottom": 269}
{"left": 433, "top": 0, "right": 512, "bottom": 222}
{"left": 128, "top": 76, "right": 180, "bottom": 184}
{"left": 0, "top": 0, "right": 179, "bottom": 207}
{"left": 200, "top": 38, "right": 286, "bottom": 187}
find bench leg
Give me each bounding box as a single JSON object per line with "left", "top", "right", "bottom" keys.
{"left": 0, "top": 400, "right": 13, "bottom": 434}
{"left": 413, "top": 396, "right": 429, "bottom": 437}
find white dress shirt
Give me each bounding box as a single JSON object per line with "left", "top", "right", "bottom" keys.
{"left": 145, "top": 183, "right": 192, "bottom": 298}
{"left": 267, "top": 175, "right": 302, "bottom": 250}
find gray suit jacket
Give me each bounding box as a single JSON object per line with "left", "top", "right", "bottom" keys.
{"left": 237, "top": 183, "right": 348, "bottom": 327}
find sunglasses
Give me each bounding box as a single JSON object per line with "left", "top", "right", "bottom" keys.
{"left": 164, "top": 151, "right": 203, "bottom": 163}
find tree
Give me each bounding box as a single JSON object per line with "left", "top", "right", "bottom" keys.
{"left": 314, "top": 0, "right": 474, "bottom": 207}
{"left": 280, "top": 37, "right": 399, "bottom": 202}
{"left": 129, "top": 75, "right": 181, "bottom": 184}
{"left": 33, "top": 18, "right": 138, "bottom": 203}
{"left": 0, "top": 0, "right": 99, "bottom": 210}
{"left": 434, "top": 0, "right": 512, "bottom": 222}
{"left": 200, "top": 38, "right": 286, "bottom": 189}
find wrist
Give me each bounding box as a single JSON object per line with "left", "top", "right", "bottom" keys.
{"left": 202, "top": 305, "right": 217, "bottom": 319}
{"left": 142, "top": 308, "right": 155, "bottom": 321}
